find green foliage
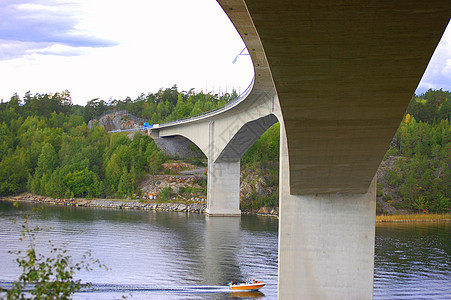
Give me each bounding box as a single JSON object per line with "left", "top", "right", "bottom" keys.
{"left": 0, "top": 150, "right": 29, "bottom": 195}
{"left": 159, "top": 187, "right": 171, "bottom": 201}
{"left": 242, "top": 122, "right": 280, "bottom": 166}
{"left": 241, "top": 187, "right": 279, "bottom": 212}
{"left": 438, "top": 195, "right": 451, "bottom": 213}
{"left": 377, "top": 184, "right": 383, "bottom": 197}
{"left": 0, "top": 93, "right": 164, "bottom": 199}
{"left": 178, "top": 186, "right": 186, "bottom": 195}
{"left": 83, "top": 85, "right": 238, "bottom": 123}
{"left": 406, "top": 89, "right": 451, "bottom": 123}
{"left": 191, "top": 158, "right": 204, "bottom": 167}
{"left": 1, "top": 87, "right": 448, "bottom": 215}
{"left": 384, "top": 94, "right": 450, "bottom": 213}
{"left": 0, "top": 86, "right": 237, "bottom": 199}
{"left": 4, "top": 209, "right": 106, "bottom": 299}
{"left": 261, "top": 191, "right": 278, "bottom": 207}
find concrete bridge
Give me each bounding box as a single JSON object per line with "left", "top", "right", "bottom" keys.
{"left": 149, "top": 1, "right": 450, "bottom": 298}
{"left": 152, "top": 79, "right": 280, "bottom": 216}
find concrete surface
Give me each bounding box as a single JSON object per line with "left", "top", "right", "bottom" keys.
{"left": 278, "top": 120, "right": 376, "bottom": 299}
{"left": 206, "top": 161, "right": 241, "bottom": 216}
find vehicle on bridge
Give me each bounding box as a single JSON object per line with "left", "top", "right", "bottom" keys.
{"left": 143, "top": 122, "right": 159, "bottom": 129}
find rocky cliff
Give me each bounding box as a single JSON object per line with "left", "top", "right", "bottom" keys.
{"left": 88, "top": 111, "right": 144, "bottom": 132}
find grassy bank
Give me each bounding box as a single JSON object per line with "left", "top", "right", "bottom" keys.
{"left": 376, "top": 213, "right": 451, "bottom": 223}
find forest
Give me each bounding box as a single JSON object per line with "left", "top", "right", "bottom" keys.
{"left": 0, "top": 87, "right": 234, "bottom": 199}
{"left": 0, "top": 87, "right": 449, "bottom": 214}
{"left": 380, "top": 90, "right": 450, "bottom": 213}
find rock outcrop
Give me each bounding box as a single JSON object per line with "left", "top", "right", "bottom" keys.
{"left": 88, "top": 111, "right": 144, "bottom": 132}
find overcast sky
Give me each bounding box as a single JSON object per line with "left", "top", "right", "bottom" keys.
{"left": 0, "top": 0, "right": 450, "bottom": 106}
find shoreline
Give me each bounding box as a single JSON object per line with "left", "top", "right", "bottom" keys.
{"left": 375, "top": 213, "right": 450, "bottom": 223}
{"left": 1, "top": 194, "right": 449, "bottom": 222}
{"left": 1, "top": 194, "right": 207, "bottom": 214}
{"left": 0, "top": 194, "right": 279, "bottom": 217}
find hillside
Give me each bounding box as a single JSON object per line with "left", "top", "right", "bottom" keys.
{"left": 0, "top": 88, "right": 449, "bottom": 214}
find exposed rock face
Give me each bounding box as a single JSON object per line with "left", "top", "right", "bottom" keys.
{"left": 376, "top": 155, "right": 410, "bottom": 215}
{"left": 255, "top": 176, "right": 269, "bottom": 196}
{"left": 139, "top": 172, "right": 206, "bottom": 202}
{"left": 257, "top": 207, "right": 270, "bottom": 214}
{"left": 240, "top": 169, "right": 277, "bottom": 200}
{"left": 89, "top": 111, "right": 144, "bottom": 132}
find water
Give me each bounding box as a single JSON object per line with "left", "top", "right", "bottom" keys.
{"left": 0, "top": 201, "right": 450, "bottom": 299}
{"left": 374, "top": 222, "right": 451, "bottom": 300}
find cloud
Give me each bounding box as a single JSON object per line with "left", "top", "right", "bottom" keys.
{"left": 416, "top": 21, "right": 451, "bottom": 94}
{"left": 0, "top": 0, "right": 117, "bottom": 60}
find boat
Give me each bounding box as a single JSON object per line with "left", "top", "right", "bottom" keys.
{"left": 228, "top": 280, "right": 266, "bottom": 291}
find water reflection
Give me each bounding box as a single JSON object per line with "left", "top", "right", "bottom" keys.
{"left": 231, "top": 291, "right": 265, "bottom": 298}
{"left": 204, "top": 217, "right": 242, "bottom": 285}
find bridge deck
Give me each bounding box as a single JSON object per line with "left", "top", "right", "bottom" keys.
{"left": 220, "top": 0, "right": 450, "bottom": 194}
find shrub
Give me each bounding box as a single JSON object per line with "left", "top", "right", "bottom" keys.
{"left": 159, "top": 187, "right": 171, "bottom": 201}
{"left": 192, "top": 158, "right": 203, "bottom": 166}
{"left": 383, "top": 195, "right": 392, "bottom": 201}
{"left": 438, "top": 195, "right": 450, "bottom": 213}
{"left": 377, "top": 184, "right": 383, "bottom": 197}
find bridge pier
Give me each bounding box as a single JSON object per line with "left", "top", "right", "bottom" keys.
{"left": 278, "top": 122, "right": 376, "bottom": 299}
{"left": 206, "top": 160, "right": 241, "bottom": 216}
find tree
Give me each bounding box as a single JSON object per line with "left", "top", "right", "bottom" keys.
{"left": 64, "top": 169, "right": 99, "bottom": 197}
{"left": 3, "top": 207, "right": 106, "bottom": 299}
{"left": 104, "top": 153, "right": 123, "bottom": 195}
{"left": 117, "top": 167, "right": 134, "bottom": 197}
{"left": 0, "top": 152, "right": 29, "bottom": 195}
{"left": 36, "top": 143, "right": 58, "bottom": 174}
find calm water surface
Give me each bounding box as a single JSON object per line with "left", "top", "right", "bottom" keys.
{"left": 374, "top": 222, "right": 450, "bottom": 299}
{"left": 0, "top": 201, "right": 449, "bottom": 299}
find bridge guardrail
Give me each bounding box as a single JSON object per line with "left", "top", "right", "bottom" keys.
{"left": 157, "top": 77, "right": 254, "bottom": 128}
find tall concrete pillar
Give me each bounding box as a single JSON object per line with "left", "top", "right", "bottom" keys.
{"left": 206, "top": 120, "right": 241, "bottom": 216}
{"left": 278, "top": 122, "right": 376, "bottom": 299}
{"left": 206, "top": 160, "right": 241, "bottom": 216}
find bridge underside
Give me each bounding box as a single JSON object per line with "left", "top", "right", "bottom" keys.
{"left": 224, "top": 0, "right": 450, "bottom": 194}
{"left": 216, "top": 114, "right": 278, "bottom": 162}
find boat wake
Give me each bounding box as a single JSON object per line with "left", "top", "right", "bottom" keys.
{"left": 1, "top": 281, "right": 265, "bottom": 297}
{"left": 81, "top": 283, "right": 231, "bottom": 294}
{"left": 0, "top": 281, "right": 231, "bottom": 293}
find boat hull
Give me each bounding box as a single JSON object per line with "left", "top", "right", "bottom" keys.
{"left": 230, "top": 282, "right": 265, "bottom": 291}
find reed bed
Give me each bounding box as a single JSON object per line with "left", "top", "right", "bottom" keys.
{"left": 376, "top": 213, "right": 451, "bottom": 223}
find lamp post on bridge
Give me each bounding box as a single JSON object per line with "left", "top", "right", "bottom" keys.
{"left": 232, "top": 47, "right": 250, "bottom": 64}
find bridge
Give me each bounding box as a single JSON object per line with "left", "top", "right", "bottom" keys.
{"left": 151, "top": 79, "right": 280, "bottom": 216}
{"left": 116, "top": 0, "right": 450, "bottom": 298}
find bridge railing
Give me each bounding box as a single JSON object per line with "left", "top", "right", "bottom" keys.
{"left": 157, "top": 77, "right": 254, "bottom": 128}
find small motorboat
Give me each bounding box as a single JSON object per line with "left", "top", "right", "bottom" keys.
{"left": 228, "top": 279, "right": 266, "bottom": 291}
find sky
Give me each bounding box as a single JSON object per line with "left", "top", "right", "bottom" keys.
{"left": 0, "top": 0, "right": 450, "bottom": 106}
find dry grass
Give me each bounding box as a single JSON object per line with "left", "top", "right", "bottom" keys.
{"left": 376, "top": 213, "right": 451, "bottom": 223}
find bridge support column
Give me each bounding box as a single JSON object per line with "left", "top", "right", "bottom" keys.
{"left": 206, "top": 161, "right": 241, "bottom": 216}
{"left": 278, "top": 123, "right": 376, "bottom": 299}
